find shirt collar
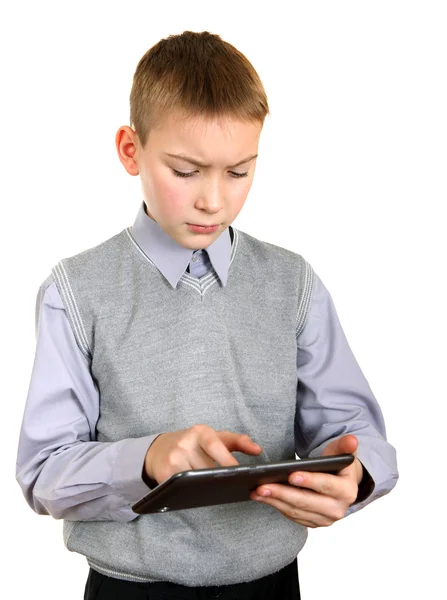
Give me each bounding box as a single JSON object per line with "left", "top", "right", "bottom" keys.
{"left": 131, "top": 201, "right": 232, "bottom": 289}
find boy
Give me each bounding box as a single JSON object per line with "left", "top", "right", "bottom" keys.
{"left": 16, "top": 30, "right": 398, "bottom": 600}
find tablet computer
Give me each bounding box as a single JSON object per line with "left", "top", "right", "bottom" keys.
{"left": 132, "top": 453, "right": 354, "bottom": 514}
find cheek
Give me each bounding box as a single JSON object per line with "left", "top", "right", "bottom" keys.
{"left": 153, "top": 172, "right": 189, "bottom": 218}
{"left": 233, "top": 180, "right": 252, "bottom": 208}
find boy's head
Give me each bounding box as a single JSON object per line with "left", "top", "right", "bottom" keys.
{"left": 116, "top": 30, "right": 270, "bottom": 250}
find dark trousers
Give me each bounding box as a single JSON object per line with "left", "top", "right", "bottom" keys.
{"left": 84, "top": 558, "right": 301, "bottom": 599}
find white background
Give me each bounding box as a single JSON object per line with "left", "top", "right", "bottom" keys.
{"left": 2, "top": 1, "right": 446, "bottom": 598}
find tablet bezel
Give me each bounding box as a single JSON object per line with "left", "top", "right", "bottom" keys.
{"left": 131, "top": 453, "right": 354, "bottom": 514}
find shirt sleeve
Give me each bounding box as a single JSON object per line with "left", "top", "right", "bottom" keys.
{"left": 295, "top": 269, "right": 399, "bottom": 517}
{"left": 15, "top": 276, "right": 162, "bottom": 523}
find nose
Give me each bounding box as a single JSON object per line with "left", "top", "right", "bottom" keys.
{"left": 196, "top": 179, "right": 224, "bottom": 214}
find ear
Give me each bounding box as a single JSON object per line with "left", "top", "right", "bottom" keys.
{"left": 115, "top": 125, "right": 140, "bottom": 176}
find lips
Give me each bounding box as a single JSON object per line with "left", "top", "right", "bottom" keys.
{"left": 187, "top": 223, "right": 220, "bottom": 233}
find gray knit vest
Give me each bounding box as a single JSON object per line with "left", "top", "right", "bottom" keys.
{"left": 51, "top": 224, "right": 314, "bottom": 587}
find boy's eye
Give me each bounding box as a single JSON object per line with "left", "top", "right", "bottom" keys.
{"left": 172, "top": 169, "right": 249, "bottom": 179}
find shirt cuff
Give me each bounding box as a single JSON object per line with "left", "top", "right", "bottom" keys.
{"left": 113, "top": 434, "right": 163, "bottom": 505}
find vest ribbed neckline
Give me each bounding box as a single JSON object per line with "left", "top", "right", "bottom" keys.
{"left": 124, "top": 226, "right": 240, "bottom": 298}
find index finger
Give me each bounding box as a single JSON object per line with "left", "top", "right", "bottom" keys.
{"left": 198, "top": 429, "right": 242, "bottom": 467}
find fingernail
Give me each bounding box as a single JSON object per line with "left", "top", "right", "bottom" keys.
{"left": 291, "top": 475, "right": 304, "bottom": 485}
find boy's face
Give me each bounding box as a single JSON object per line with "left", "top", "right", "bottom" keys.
{"left": 116, "top": 110, "right": 262, "bottom": 249}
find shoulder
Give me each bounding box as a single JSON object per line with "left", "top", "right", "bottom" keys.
{"left": 50, "top": 229, "right": 129, "bottom": 287}
{"left": 55, "top": 229, "right": 128, "bottom": 267}
{"left": 236, "top": 228, "right": 309, "bottom": 265}
{"left": 38, "top": 272, "right": 55, "bottom": 293}
{"left": 236, "top": 228, "right": 313, "bottom": 286}
{"left": 36, "top": 273, "right": 61, "bottom": 308}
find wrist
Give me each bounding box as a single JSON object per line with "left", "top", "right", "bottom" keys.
{"left": 141, "top": 465, "right": 158, "bottom": 488}
{"left": 353, "top": 458, "right": 375, "bottom": 504}
{"left": 355, "top": 457, "right": 363, "bottom": 485}
{"left": 142, "top": 434, "right": 166, "bottom": 487}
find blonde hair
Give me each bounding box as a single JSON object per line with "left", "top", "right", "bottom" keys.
{"left": 129, "top": 30, "right": 270, "bottom": 148}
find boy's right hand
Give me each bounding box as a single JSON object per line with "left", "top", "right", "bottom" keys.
{"left": 144, "top": 424, "right": 262, "bottom": 486}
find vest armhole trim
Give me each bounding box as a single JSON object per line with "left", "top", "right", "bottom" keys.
{"left": 51, "top": 260, "right": 92, "bottom": 361}
{"left": 296, "top": 259, "right": 314, "bottom": 339}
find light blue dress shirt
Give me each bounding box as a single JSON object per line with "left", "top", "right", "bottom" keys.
{"left": 16, "top": 201, "right": 398, "bottom": 523}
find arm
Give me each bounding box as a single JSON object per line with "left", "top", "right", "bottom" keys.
{"left": 295, "top": 270, "right": 398, "bottom": 516}
{"left": 15, "top": 276, "right": 161, "bottom": 523}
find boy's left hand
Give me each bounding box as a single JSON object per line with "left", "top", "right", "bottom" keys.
{"left": 250, "top": 434, "right": 363, "bottom": 528}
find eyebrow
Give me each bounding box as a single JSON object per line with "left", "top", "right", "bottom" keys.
{"left": 163, "top": 152, "right": 258, "bottom": 168}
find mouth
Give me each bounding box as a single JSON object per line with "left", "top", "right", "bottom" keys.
{"left": 187, "top": 223, "right": 220, "bottom": 233}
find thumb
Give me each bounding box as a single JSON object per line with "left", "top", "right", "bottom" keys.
{"left": 321, "top": 434, "right": 358, "bottom": 458}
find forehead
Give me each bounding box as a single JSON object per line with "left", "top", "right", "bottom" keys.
{"left": 148, "top": 110, "right": 262, "bottom": 160}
